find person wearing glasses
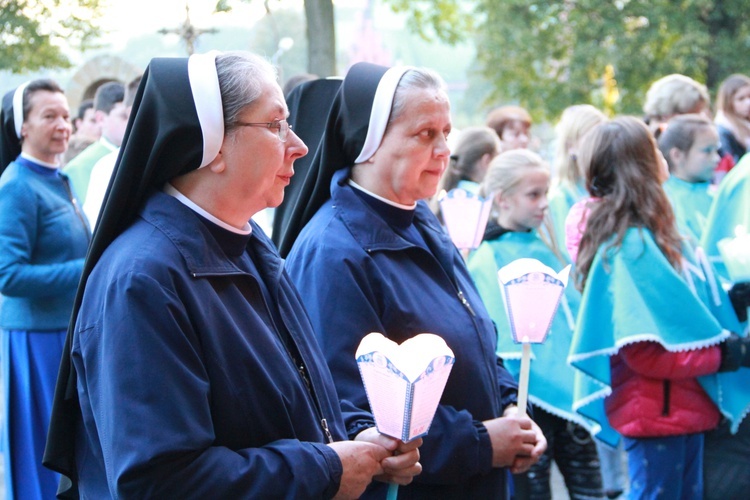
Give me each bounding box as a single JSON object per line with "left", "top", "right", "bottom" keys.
{"left": 44, "top": 51, "right": 421, "bottom": 498}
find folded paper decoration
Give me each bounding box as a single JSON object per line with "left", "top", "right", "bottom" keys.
{"left": 497, "top": 258, "right": 571, "bottom": 344}
{"left": 718, "top": 225, "right": 750, "bottom": 282}
{"left": 438, "top": 188, "right": 492, "bottom": 250}
{"left": 355, "top": 332, "right": 455, "bottom": 442}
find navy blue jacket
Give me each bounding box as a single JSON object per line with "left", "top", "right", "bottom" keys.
{"left": 72, "top": 191, "right": 362, "bottom": 498}
{"left": 0, "top": 159, "right": 89, "bottom": 330}
{"left": 286, "top": 169, "right": 519, "bottom": 499}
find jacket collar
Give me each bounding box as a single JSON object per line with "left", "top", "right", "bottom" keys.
{"left": 140, "top": 191, "right": 285, "bottom": 284}
{"left": 330, "top": 168, "right": 457, "bottom": 277}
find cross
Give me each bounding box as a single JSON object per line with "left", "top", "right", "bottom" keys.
{"left": 158, "top": 2, "right": 218, "bottom": 55}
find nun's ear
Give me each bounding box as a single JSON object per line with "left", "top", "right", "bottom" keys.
{"left": 207, "top": 150, "right": 226, "bottom": 173}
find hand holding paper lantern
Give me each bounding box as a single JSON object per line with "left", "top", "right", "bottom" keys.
{"left": 356, "top": 333, "right": 455, "bottom": 500}
{"left": 497, "top": 258, "right": 570, "bottom": 417}
{"left": 438, "top": 188, "right": 492, "bottom": 251}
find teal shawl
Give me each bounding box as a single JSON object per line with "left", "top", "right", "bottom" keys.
{"left": 468, "top": 230, "right": 592, "bottom": 429}
{"left": 662, "top": 176, "right": 713, "bottom": 245}
{"left": 700, "top": 157, "right": 750, "bottom": 282}
{"left": 569, "top": 227, "right": 750, "bottom": 446}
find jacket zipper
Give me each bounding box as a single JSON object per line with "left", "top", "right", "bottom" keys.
{"left": 251, "top": 275, "right": 336, "bottom": 444}
{"left": 662, "top": 380, "right": 671, "bottom": 416}
{"left": 192, "top": 269, "right": 335, "bottom": 444}
{"left": 457, "top": 289, "right": 476, "bottom": 316}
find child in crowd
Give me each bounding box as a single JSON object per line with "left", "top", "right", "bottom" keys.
{"left": 548, "top": 104, "right": 607, "bottom": 256}
{"left": 658, "top": 114, "right": 721, "bottom": 244}
{"left": 438, "top": 126, "right": 500, "bottom": 194}
{"left": 569, "top": 116, "right": 750, "bottom": 500}
{"left": 468, "top": 149, "right": 604, "bottom": 500}
{"left": 714, "top": 74, "right": 750, "bottom": 165}
{"left": 486, "top": 105, "right": 532, "bottom": 152}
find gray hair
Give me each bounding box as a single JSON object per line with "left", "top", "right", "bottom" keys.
{"left": 643, "top": 74, "right": 710, "bottom": 122}
{"left": 215, "top": 51, "right": 278, "bottom": 131}
{"left": 389, "top": 67, "right": 447, "bottom": 124}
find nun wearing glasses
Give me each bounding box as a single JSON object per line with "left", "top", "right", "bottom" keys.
{"left": 44, "top": 51, "right": 421, "bottom": 499}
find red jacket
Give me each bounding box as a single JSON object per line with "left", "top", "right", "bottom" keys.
{"left": 605, "top": 341, "right": 722, "bottom": 438}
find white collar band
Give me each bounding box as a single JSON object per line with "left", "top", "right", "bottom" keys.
{"left": 187, "top": 51, "right": 223, "bottom": 168}
{"left": 354, "top": 66, "right": 411, "bottom": 164}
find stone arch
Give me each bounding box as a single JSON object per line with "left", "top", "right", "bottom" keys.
{"left": 66, "top": 54, "right": 141, "bottom": 112}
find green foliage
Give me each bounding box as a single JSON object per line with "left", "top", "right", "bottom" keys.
{"left": 472, "top": 0, "right": 750, "bottom": 121}
{"left": 0, "top": 0, "right": 103, "bottom": 73}
{"left": 387, "top": 0, "right": 748, "bottom": 121}
{"left": 385, "top": 0, "right": 473, "bottom": 45}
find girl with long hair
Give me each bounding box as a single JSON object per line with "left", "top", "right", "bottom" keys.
{"left": 570, "top": 116, "right": 750, "bottom": 499}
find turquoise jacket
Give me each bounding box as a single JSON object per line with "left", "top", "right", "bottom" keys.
{"left": 569, "top": 228, "right": 750, "bottom": 445}
{"left": 0, "top": 157, "right": 90, "bottom": 330}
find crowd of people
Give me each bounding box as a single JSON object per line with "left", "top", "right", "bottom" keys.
{"left": 0, "top": 50, "right": 748, "bottom": 500}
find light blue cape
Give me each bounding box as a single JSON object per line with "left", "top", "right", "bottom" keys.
{"left": 468, "top": 231, "right": 595, "bottom": 430}
{"left": 700, "top": 157, "right": 750, "bottom": 282}
{"left": 569, "top": 227, "right": 750, "bottom": 446}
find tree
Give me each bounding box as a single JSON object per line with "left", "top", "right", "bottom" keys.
{"left": 0, "top": 0, "right": 103, "bottom": 73}
{"left": 471, "top": 0, "right": 750, "bottom": 120}
{"left": 377, "top": 0, "right": 750, "bottom": 121}
{"left": 217, "top": 0, "right": 335, "bottom": 77}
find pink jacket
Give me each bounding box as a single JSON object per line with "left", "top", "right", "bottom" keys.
{"left": 606, "top": 342, "right": 722, "bottom": 438}
{"left": 564, "top": 197, "right": 598, "bottom": 262}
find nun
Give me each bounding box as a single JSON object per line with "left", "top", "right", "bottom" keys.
{"left": 281, "top": 62, "right": 546, "bottom": 499}
{"left": 44, "top": 51, "right": 421, "bottom": 498}
{"left": 0, "top": 79, "right": 89, "bottom": 500}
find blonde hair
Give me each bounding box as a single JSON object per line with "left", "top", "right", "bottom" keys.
{"left": 481, "top": 149, "right": 565, "bottom": 263}
{"left": 482, "top": 149, "right": 547, "bottom": 198}
{"left": 553, "top": 105, "right": 607, "bottom": 185}
{"left": 715, "top": 74, "right": 750, "bottom": 146}
{"left": 643, "top": 74, "right": 710, "bottom": 123}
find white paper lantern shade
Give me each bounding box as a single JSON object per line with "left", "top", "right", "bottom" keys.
{"left": 497, "top": 258, "right": 571, "bottom": 344}
{"left": 718, "top": 225, "right": 750, "bottom": 282}
{"left": 438, "top": 188, "right": 492, "bottom": 250}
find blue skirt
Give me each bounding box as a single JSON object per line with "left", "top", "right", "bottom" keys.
{"left": 1, "top": 329, "right": 65, "bottom": 500}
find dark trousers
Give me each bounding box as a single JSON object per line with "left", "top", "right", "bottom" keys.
{"left": 703, "top": 417, "right": 750, "bottom": 500}
{"left": 513, "top": 406, "right": 604, "bottom": 499}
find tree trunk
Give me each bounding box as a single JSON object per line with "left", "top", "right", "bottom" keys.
{"left": 304, "top": 0, "right": 336, "bottom": 77}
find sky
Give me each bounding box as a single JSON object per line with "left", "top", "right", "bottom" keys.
{"left": 97, "top": 0, "right": 285, "bottom": 49}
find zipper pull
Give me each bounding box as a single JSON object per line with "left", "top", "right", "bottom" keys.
{"left": 321, "top": 418, "right": 334, "bottom": 443}
{"left": 457, "top": 289, "right": 476, "bottom": 316}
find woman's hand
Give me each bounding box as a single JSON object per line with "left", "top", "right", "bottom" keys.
{"left": 355, "top": 427, "right": 423, "bottom": 486}
{"left": 329, "top": 440, "right": 389, "bottom": 499}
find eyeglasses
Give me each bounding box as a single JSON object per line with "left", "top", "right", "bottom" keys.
{"left": 235, "top": 119, "right": 292, "bottom": 142}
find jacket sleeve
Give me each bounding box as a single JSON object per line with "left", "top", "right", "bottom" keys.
{"left": 0, "top": 179, "right": 85, "bottom": 297}
{"left": 286, "top": 244, "right": 494, "bottom": 485}
{"left": 495, "top": 356, "right": 520, "bottom": 410}
{"left": 620, "top": 341, "right": 722, "bottom": 380}
{"left": 73, "top": 270, "right": 342, "bottom": 499}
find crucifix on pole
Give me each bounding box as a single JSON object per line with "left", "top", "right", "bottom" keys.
{"left": 158, "top": 2, "right": 218, "bottom": 56}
